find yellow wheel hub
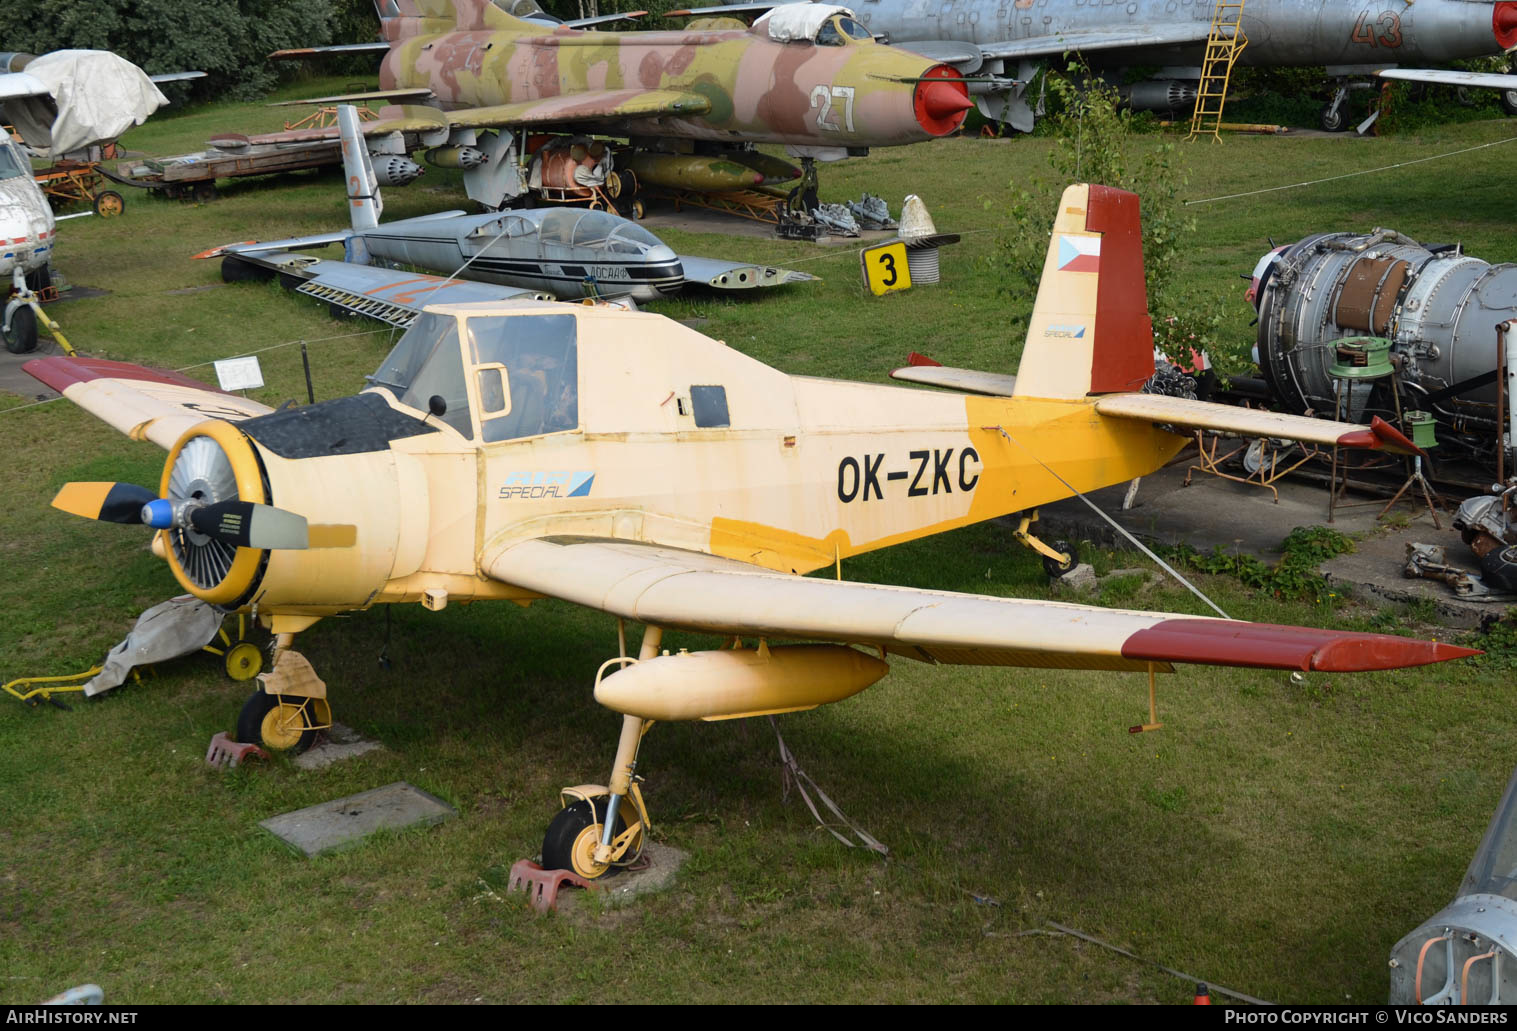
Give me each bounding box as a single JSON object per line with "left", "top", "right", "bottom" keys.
{"left": 259, "top": 698, "right": 309, "bottom": 752}
{"left": 225, "top": 642, "right": 263, "bottom": 681}
{"left": 568, "top": 822, "right": 611, "bottom": 880}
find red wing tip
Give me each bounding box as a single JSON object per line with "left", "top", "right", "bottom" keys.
{"left": 23, "top": 355, "right": 225, "bottom": 395}
{"left": 907, "top": 351, "right": 942, "bottom": 367}
{"left": 1123, "top": 619, "right": 1480, "bottom": 672}
{"left": 1337, "top": 415, "right": 1423, "bottom": 456}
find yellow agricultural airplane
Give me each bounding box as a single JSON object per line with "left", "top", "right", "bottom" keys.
{"left": 28, "top": 183, "right": 1476, "bottom": 880}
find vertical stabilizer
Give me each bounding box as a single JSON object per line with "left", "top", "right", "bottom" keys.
{"left": 339, "top": 104, "right": 382, "bottom": 233}
{"left": 1012, "top": 183, "right": 1156, "bottom": 400}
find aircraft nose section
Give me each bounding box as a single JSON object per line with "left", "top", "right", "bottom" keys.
{"left": 913, "top": 66, "right": 972, "bottom": 136}
{"left": 1495, "top": 1, "right": 1517, "bottom": 49}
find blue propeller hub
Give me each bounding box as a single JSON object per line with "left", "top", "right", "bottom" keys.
{"left": 141, "top": 498, "right": 175, "bottom": 529}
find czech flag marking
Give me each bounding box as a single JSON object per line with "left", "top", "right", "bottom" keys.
{"left": 1057, "top": 234, "right": 1101, "bottom": 274}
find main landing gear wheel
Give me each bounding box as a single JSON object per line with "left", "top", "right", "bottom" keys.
{"left": 1042, "top": 539, "right": 1079, "bottom": 579}
{"left": 1502, "top": 89, "right": 1517, "bottom": 117}
{"left": 541, "top": 799, "right": 629, "bottom": 881}
{"left": 3, "top": 305, "right": 37, "bottom": 354}
{"left": 236, "top": 689, "right": 317, "bottom": 755}
{"left": 1319, "top": 102, "right": 1347, "bottom": 133}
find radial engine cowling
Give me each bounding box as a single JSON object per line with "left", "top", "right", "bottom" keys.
{"left": 1252, "top": 230, "right": 1517, "bottom": 449}
{"left": 155, "top": 409, "right": 425, "bottom": 612}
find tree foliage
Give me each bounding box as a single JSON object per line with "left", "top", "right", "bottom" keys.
{"left": 991, "top": 68, "right": 1241, "bottom": 374}
{"left": 0, "top": 0, "right": 338, "bottom": 99}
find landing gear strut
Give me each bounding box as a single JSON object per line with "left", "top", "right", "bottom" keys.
{"left": 1012, "top": 511, "right": 1079, "bottom": 579}
{"left": 541, "top": 626, "right": 661, "bottom": 880}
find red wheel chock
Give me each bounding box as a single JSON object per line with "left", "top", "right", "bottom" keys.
{"left": 205, "top": 732, "right": 269, "bottom": 768}
{"left": 507, "top": 859, "right": 594, "bottom": 913}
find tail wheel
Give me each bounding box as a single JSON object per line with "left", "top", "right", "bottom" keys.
{"left": 237, "top": 690, "right": 317, "bottom": 755}
{"left": 541, "top": 799, "right": 629, "bottom": 880}
{"left": 1042, "top": 539, "right": 1079, "bottom": 579}
{"left": 224, "top": 642, "right": 264, "bottom": 682}
{"left": 630, "top": 198, "right": 645, "bottom": 220}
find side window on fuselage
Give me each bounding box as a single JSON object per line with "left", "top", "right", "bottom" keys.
{"left": 467, "top": 314, "right": 579, "bottom": 443}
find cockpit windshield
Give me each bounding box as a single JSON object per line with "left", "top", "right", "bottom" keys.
{"left": 0, "top": 141, "right": 27, "bottom": 181}
{"left": 366, "top": 312, "right": 473, "bottom": 437}
{"left": 1461, "top": 765, "right": 1517, "bottom": 902}
{"left": 817, "top": 16, "right": 870, "bottom": 45}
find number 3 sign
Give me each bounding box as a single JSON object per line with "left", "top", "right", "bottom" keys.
{"left": 861, "top": 241, "right": 913, "bottom": 296}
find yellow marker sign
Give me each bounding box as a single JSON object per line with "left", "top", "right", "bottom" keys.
{"left": 861, "top": 241, "right": 912, "bottom": 296}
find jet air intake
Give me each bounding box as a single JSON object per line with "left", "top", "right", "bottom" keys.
{"left": 912, "top": 65, "right": 973, "bottom": 136}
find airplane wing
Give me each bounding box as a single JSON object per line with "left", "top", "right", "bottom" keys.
{"left": 676, "top": 255, "right": 818, "bottom": 291}
{"left": 968, "top": 25, "right": 1214, "bottom": 62}
{"left": 0, "top": 71, "right": 52, "bottom": 102}
{"left": 481, "top": 537, "right": 1475, "bottom": 674}
{"left": 212, "top": 249, "right": 552, "bottom": 328}
{"left": 269, "top": 42, "right": 394, "bottom": 59}
{"left": 24, "top": 357, "right": 274, "bottom": 449}
{"left": 1375, "top": 68, "right": 1517, "bottom": 91}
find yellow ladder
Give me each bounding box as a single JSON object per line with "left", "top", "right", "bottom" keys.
{"left": 1187, "top": 0, "right": 1248, "bottom": 141}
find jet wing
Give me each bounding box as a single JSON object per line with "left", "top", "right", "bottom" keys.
{"left": 676, "top": 255, "right": 818, "bottom": 291}
{"left": 482, "top": 537, "right": 1475, "bottom": 673}
{"left": 269, "top": 42, "right": 394, "bottom": 59}
{"left": 1375, "top": 68, "right": 1517, "bottom": 91}
{"left": 439, "top": 89, "right": 713, "bottom": 130}
{"left": 24, "top": 357, "right": 274, "bottom": 449}
{"left": 1093, "top": 394, "right": 1422, "bottom": 454}
{"left": 0, "top": 71, "right": 51, "bottom": 102}
{"left": 970, "top": 25, "right": 1214, "bottom": 62}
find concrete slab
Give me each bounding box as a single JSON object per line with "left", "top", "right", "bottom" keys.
{"left": 577, "top": 842, "right": 688, "bottom": 907}
{"left": 259, "top": 781, "right": 455, "bottom": 858}
{"left": 1036, "top": 454, "right": 1494, "bottom": 627}
{"left": 292, "top": 722, "right": 384, "bottom": 771}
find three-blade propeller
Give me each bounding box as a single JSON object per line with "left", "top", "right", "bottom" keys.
{"left": 52, "top": 481, "right": 313, "bottom": 550}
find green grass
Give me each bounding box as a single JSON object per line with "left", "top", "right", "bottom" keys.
{"left": 2, "top": 86, "right": 1516, "bottom": 1004}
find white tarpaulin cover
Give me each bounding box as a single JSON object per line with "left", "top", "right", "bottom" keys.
{"left": 756, "top": 4, "right": 854, "bottom": 42}
{"left": 4, "top": 50, "right": 166, "bottom": 157}
{"left": 82, "top": 595, "right": 223, "bottom": 697}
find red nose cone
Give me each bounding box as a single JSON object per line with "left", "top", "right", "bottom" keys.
{"left": 1495, "top": 1, "right": 1517, "bottom": 49}
{"left": 913, "top": 65, "right": 972, "bottom": 136}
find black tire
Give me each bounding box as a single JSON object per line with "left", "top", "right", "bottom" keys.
{"left": 220, "top": 255, "right": 274, "bottom": 284}
{"left": 236, "top": 689, "right": 317, "bottom": 755}
{"left": 1319, "top": 102, "right": 1347, "bottom": 133}
{"left": 3, "top": 305, "right": 37, "bottom": 354}
{"left": 1501, "top": 89, "right": 1517, "bottom": 117}
{"left": 1042, "top": 539, "right": 1079, "bottom": 579}
{"left": 541, "top": 799, "right": 629, "bottom": 880}
{"left": 1481, "top": 545, "right": 1517, "bottom": 593}
{"left": 92, "top": 190, "right": 125, "bottom": 217}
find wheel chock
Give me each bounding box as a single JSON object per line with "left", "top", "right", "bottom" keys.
{"left": 205, "top": 732, "right": 269, "bottom": 769}
{"left": 506, "top": 859, "right": 594, "bottom": 913}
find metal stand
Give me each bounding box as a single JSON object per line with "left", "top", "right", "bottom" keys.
{"left": 1184, "top": 429, "right": 1321, "bottom": 503}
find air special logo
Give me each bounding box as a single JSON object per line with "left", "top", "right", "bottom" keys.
{"left": 1043, "top": 324, "right": 1086, "bottom": 339}
{"left": 499, "top": 471, "right": 595, "bottom": 500}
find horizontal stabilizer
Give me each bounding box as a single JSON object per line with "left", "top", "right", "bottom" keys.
{"left": 149, "top": 71, "right": 207, "bottom": 84}
{"left": 197, "top": 230, "right": 354, "bottom": 258}
{"left": 1094, "top": 394, "right": 1422, "bottom": 454}
{"left": 890, "top": 363, "right": 1018, "bottom": 397}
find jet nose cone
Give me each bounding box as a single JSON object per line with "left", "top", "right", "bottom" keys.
{"left": 913, "top": 67, "right": 973, "bottom": 136}
{"left": 1495, "top": 1, "right": 1517, "bottom": 49}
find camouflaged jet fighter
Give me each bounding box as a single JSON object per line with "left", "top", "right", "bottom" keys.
{"left": 266, "top": 0, "right": 974, "bottom": 210}
{"left": 27, "top": 183, "right": 1477, "bottom": 881}
{"left": 673, "top": 0, "right": 1517, "bottom": 133}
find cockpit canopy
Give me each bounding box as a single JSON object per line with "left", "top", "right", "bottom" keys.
{"left": 756, "top": 4, "right": 868, "bottom": 45}
{"left": 473, "top": 207, "right": 669, "bottom": 257}
{"left": 0, "top": 136, "right": 28, "bottom": 181}
{"left": 1460, "top": 764, "right": 1517, "bottom": 902}
{"left": 366, "top": 308, "right": 579, "bottom": 444}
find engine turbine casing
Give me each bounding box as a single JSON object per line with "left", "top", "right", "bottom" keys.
{"left": 1253, "top": 230, "right": 1517, "bottom": 449}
